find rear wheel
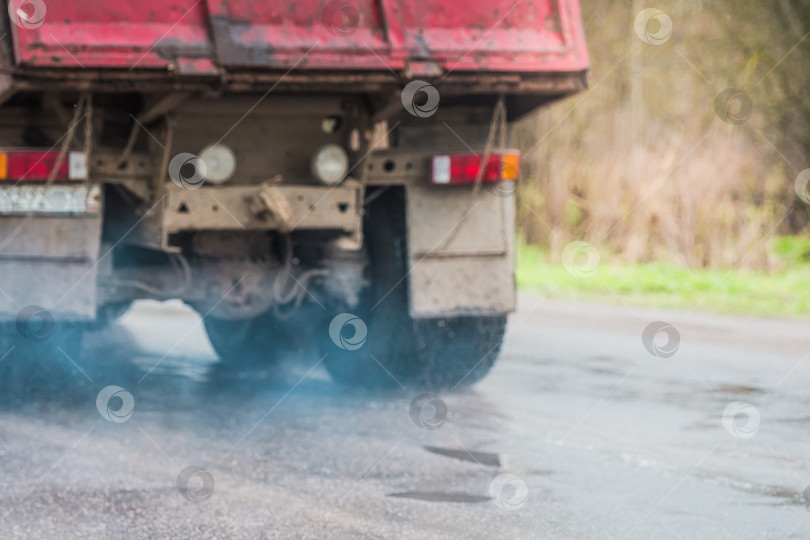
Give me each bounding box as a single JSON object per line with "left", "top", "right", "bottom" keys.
{"left": 203, "top": 311, "right": 286, "bottom": 366}
{"left": 321, "top": 187, "right": 507, "bottom": 391}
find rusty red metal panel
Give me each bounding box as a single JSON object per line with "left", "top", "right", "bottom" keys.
{"left": 399, "top": 0, "right": 587, "bottom": 72}
{"left": 7, "top": 0, "right": 587, "bottom": 74}
{"left": 206, "top": 0, "right": 401, "bottom": 69}
{"left": 206, "top": 0, "right": 587, "bottom": 72}
{"left": 8, "top": 0, "right": 215, "bottom": 70}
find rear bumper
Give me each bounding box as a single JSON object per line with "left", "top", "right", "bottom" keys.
{"left": 122, "top": 181, "right": 363, "bottom": 251}
{"left": 162, "top": 182, "right": 362, "bottom": 234}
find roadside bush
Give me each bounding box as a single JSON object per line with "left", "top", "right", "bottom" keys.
{"left": 514, "top": 1, "right": 808, "bottom": 271}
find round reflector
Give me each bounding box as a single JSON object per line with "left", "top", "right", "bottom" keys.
{"left": 199, "top": 144, "right": 236, "bottom": 184}
{"left": 311, "top": 144, "right": 350, "bottom": 185}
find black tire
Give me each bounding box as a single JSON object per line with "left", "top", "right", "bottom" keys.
{"left": 203, "top": 311, "right": 286, "bottom": 366}
{"left": 321, "top": 187, "right": 508, "bottom": 391}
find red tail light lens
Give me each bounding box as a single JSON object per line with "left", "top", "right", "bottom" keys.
{"left": 431, "top": 152, "right": 520, "bottom": 185}
{"left": 0, "top": 150, "right": 87, "bottom": 181}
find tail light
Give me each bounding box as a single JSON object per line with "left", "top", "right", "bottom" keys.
{"left": 431, "top": 151, "right": 520, "bottom": 185}
{"left": 0, "top": 150, "right": 88, "bottom": 182}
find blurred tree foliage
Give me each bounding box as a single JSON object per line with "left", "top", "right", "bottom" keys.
{"left": 715, "top": 0, "right": 810, "bottom": 229}
{"left": 513, "top": 0, "right": 810, "bottom": 269}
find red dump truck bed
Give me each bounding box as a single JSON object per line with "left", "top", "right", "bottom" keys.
{"left": 2, "top": 0, "right": 588, "bottom": 116}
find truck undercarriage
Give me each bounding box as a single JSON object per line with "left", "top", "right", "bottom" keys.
{"left": 0, "top": 0, "right": 588, "bottom": 389}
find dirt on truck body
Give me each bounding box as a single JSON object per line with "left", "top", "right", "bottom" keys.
{"left": 0, "top": 0, "right": 588, "bottom": 389}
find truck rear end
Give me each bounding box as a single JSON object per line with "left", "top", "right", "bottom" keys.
{"left": 0, "top": 0, "right": 587, "bottom": 388}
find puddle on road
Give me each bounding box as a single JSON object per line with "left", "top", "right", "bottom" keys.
{"left": 587, "top": 367, "right": 622, "bottom": 376}
{"left": 422, "top": 446, "right": 554, "bottom": 476}
{"left": 387, "top": 491, "right": 490, "bottom": 503}
{"left": 700, "top": 471, "right": 804, "bottom": 506}
{"left": 424, "top": 446, "right": 501, "bottom": 467}
{"left": 713, "top": 384, "right": 763, "bottom": 395}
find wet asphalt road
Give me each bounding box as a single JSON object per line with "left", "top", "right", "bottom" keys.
{"left": 1, "top": 293, "right": 810, "bottom": 539}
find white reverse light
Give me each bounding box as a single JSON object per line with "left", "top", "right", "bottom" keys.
{"left": 312, "top": 144, "right": 350, "bottom": 185}
{"left": 199, "top": 144, "right": 236, "bottom": 184}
